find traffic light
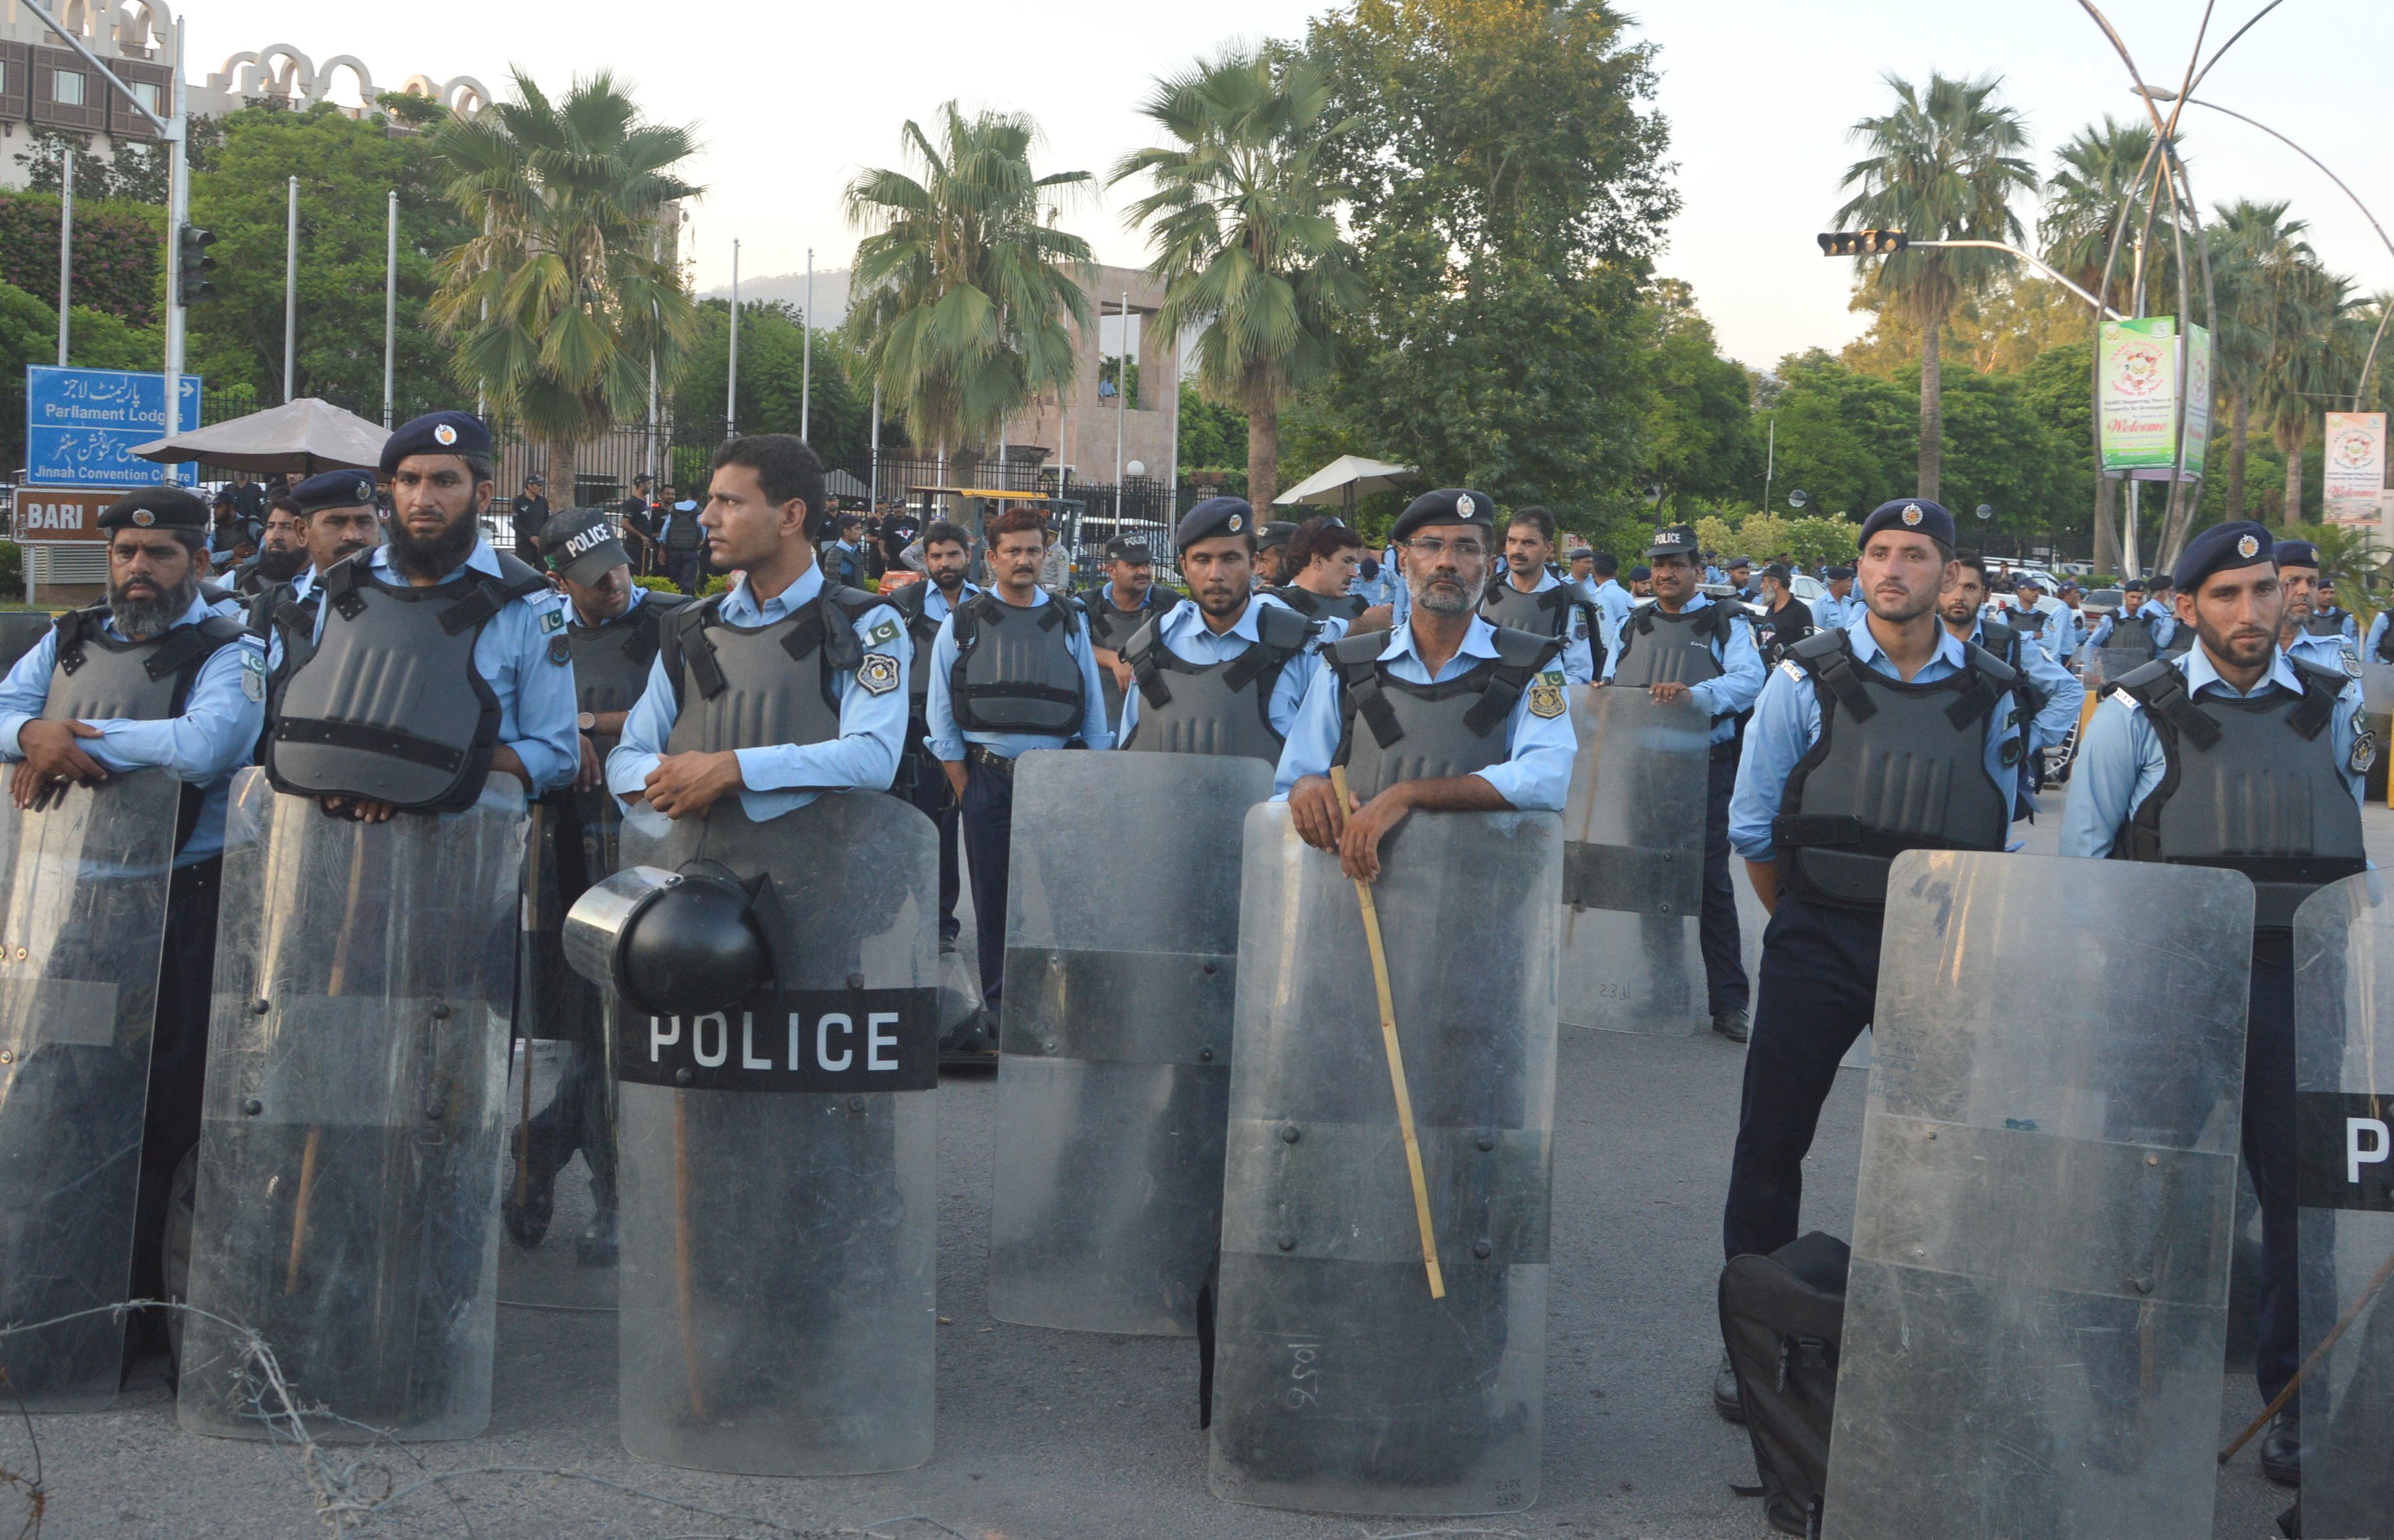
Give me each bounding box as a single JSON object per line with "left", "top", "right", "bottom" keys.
{"left": 1817, "top": 229, "right": 1910, "bottom": 257}
{"left": 176, "top": 224, "right": 216, "bottom": 305}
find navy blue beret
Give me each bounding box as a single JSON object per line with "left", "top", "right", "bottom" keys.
{"left": 1174, "top": 496, "right": 1255, "bottom": 553}
{"left": 2176, "top": 520, "right": 2276, "bottom": 596}
{"left": 1824, "top": 565, "right": 1855, "bottom": 581}
{"left": 1628, "top": 564, "right": 1652, "bottom": 582}
{"left": 1257, "top": 520, "right": 1299, "bottom": 551}
{"left": 379, "top": 411, "right": 491, "bottom": 475}
{"left": 1391, "top": 489, "right": 1499, "bottom": 544}
{"left": 292, "top": 468, "right": 378, "bottom": 516}
{"left": 1857, "top": 498, "right": 1957, "bottom": 548}
{"left": 99, "top": 484, "right": 210, "bottom": 532}
{"left": 2272, "top": 539, "right": 2321, "bottom": 570}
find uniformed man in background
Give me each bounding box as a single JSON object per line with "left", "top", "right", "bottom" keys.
{"left": 1604, "top": 523, "right": 1766, "bottom": 1040}
{"left": 249, "top": 470, "right": 385, "bottom": 700}
{"left": 2315, "top": 578, "right": 2357, "bottom": 642}
{"left": 2274, "top": 540, "right": 2360, "bottom": 676}
{"left": 1084, "top": 535, "right": 1184, "bottom": 730}
{"left": 231, "top": 497, "right": 308, "bottom": 596}
{"left": 1716, "top": 497, "right": 2027, "bottom": 1420}
{"left": 1628, "top": 564, "right": 1654, "bottom": 600}
{"left": 1480, "top": 505, "right": 1600, "bottom": 683}
{"left": 2087, "top": 576, "right": 2170, "bottom": 658}
{"left": 1252, "top": 520, "right": 1298, "bottom": 590}
{"left": 1937, "top": 555, "right": 2083, "bottom": 797}
{"left": 1272, "top": 515, "right": 1371, "bottom": 625}
{"left": 510, "top": 471, "right": 550, "bottom": 566}
{"left": 2061, "top": 520, "right": 2368, "bottom": 1490}
{"left": 1808, "top": 565, "right": 1859, "bottom": 631}
{"left": 1584, "top": 550, "right": 1635, "bottom": 659}
{"left": 656, "top": 488, "right": 706, "bottom": 595}
{"left": 1749, "top": 562, "right": 1815, "bottom": 669}
{"left": 887, "top": 520, "right": 979, "bottom": 957}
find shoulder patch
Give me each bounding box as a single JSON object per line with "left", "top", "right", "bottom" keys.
{"left": 548, "top": 634, "right": 572, "bottom": 667}
{"left": 867, "top": 616, "right": 900, "bottom": 648}
{"left": 856, "top": 652, "right": 901, "bottom": 696}
{"left": 2353, "top": 727, "right": 2378, "bottom": 777}
{"left": 1779, "top": 658, "right": 1805, "bottom": 682}
{"left": 539, "top": 605, "right": 566, "bottom": 634}
{"left": 1527, "top": 669, "right": 1567, "bottom": 719}
{"left": 239, "top": 647, "right": 267, "bottom": 702}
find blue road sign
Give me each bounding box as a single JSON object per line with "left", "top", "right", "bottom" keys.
{"left": 24, "top": 366, "right": 203, "bottom": 489}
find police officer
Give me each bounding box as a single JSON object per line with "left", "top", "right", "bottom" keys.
{"left": 656, "top": 489, "right": 706, "bottom": 595}
{"left": 1084, "top": 535, "right": 1185, "bottom": 729}
{"left": 2049, "top": 579, "right": 2088, "bottom": 661}
{"left": 2060, "top": 520, "right": 2367, "bottom": 1489}
{"left": 1628, "top": 564, "right": 1654, "bottom": 600}
{"left": 264, "top": 412, "right": 579, "bottom": 820}
{"left": 510, "top": 472, "right": 551, "bottom": 566}
{"left": 1583, "top": 550, "right": 1635, "bottom": 659}
{"left": 2315, "top": 579, "right": 2357, "bottom": 641}
{"left": 926, "top": 504, "right": 1112, "bottom": 1040}
{"left": 1724, "top": 556, "right": 1758, "bottom": 602}
{"left": 2087, "top": 576, "right": 2172, "bottom": 656}
{"left": 1253, "top": 520, "right": 1298, "bottom": 590}
{"left": 1809, "top": 564, "right": 1860, "bottom": 630}
{"left": 232, "top": 496, "right": 309, "bottom": 595}
{"left": 1476, "top": 506, "right": 1600, "bottom": 683}
{"left": 1716, "top": 497, "right": 2028, "bottom": 1419}
{"left": 1604, "top": 523, "right": 1766, "bottom": 1040}
{"left": 1273, "top": 515, "right": 1372, "bottom": 625}
{"left": 887, "top": 520, "right": 979, "bottom": 952}
{"left": 617, "top": 472, "right": 658, "bottom": 575}
{"left": 2364, "top": 594, "right": 2394, "bottom": 665}
{"left": 0, "top": 484, "right": 263, "bottom": 1341}
{"left": 2273, "top": 539, "right": 2359, "bottom": 677}
{"left": 2005, "top": 571, "right": 2067, "bottom": 658}
{"left": 1566, "top": 546, "right": 1598, "bottom": 599}
{"left": 1749, "top": 562, "right": 1815, "bottom": 668}
{"left": 1938, "top": 555, "right": 2084, "bottom": 797}
{"left": 1118, "top": 497, "right": 1324, "bottom": 758}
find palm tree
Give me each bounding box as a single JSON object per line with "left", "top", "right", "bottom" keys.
{"left": 2207, "top": 200, "right": 2312, "bottom": 522}
{"left": 844, "top": 103, "right": 1093, "bottom": 467}
{"left": 1110, "top": 47, "right": 1363, "bottom": 509}
{"left": 429, "top": 70, "right": 700, "bottom": 498}
{"left": 1835, "top": 72, "right": 2038, "bottom": 502}
{"left": 2040, "top": 117, "right": 2177, "bottom": 313}
{"left": 2257, "top": 262, "right": 2361, "bottom": 523}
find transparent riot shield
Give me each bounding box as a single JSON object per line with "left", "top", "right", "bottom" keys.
{"left": 2359, "top": 663, "right": 2394, "bottom": 804}
{"left": 614, "top": 793, "right": 937, "bottom": 1476}
{"left": 2078, "top": 646, "right": 2156, "bottom": 689}
{"left": 2292, "top": 873, "right": 2394, "bottom": 1534}
{"left": 178, "top": 769, "right": 528, "bottom": 1442}
{"left": 1211, "top": 805, "right": 1562, "bottom": 1516}
{"left": 988, "top": 749, "right": 1273, "bottom": 1336}
{"left": 1822, "top": 851, "right": 2254, "bottom": 1540}
{"left": 0, "top": 770, "right": 180, "bottom": 1411}
{"left": 1556, "top": 686, "right": 1709, "bottom": 1035}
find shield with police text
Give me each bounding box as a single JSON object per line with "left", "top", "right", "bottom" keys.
{"left": 178, "top": 770, "right": 528, "bottom": 1442}
{"left": 988, "top": 749, "right": 1273, "bottom": 1336}
{"left": 1210, "top": 805, "right": 1561, "bottom": 1516}
{"left": 2358, "top": 662, "right": 2394, "bottom": 804}
{"left": 2290, "top": 875, "right": 2394, "bottom": 1534}
{"left": 0, "top": 770, "right": 180, "bottom": 1411}
{"left": 1822, "top": 851, "right": 2253, "bottom": 1540}
{"left": 1556, "top": 686, "right": 1710, "bottom": 1035}
{"left": 612, "top": 792, "right": 937, "bottom": 1475}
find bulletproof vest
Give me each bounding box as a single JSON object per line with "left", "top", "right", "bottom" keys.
{"left": 663, "top": 513, "right": 702, "bottom": 552}
{"left": 1119, "top": 601, "right": 1314, "bottom": 761}
{"left": 658, "top": 584, "right": 878, "bottom": 755}
{"left": 2159, "top": 623, "right": 2196, "bottom": 659}
{"left": 2009, "top": 606, "right": 2048, "bottom": 639}
{"left": 43, "top": 605, "right": 246, "bottom": 722}
{"left": 2378, "top": 620, "right": 2394, "bottom": 665}
{"left": 1480, "top": 579, "right": 1595, "bottom": 651}
{"left": 1330, "top": 625, "right": 1561, "bottom": 803}
{"left": 890, "top": 581, "right": 961, "bottom": 716}
{"left": 1272, "top": 584, "right": 1369, "bottom": 624}
{"left": 266, "top": 551, "right": 550, "bottom": 811}
{"left": 1085, "top": 587, "right": 1181, "bottom": 654}
{"left": 947, "top": 592, "right": 1086, "bottom": 736}
{"left": 1773, "top": 628, "right": 2018, "bottom": 912}
{"left": 570, "top": 592, "right": 686, "bottom": 717}
{"left": 1973, "top": 618, "right": 2022, "bottom": 671}
{"left": 2104, "top": 612, "right": 2159, "bottom": 661}
{"left": 2112, "top": 657, "right": 2366, "bottom": 933}
{"left": 1610, "top": 602, "right": 1731, "bottom": 691}
{"left": 2305, "top": 610, "right": 2347, "bottom": 638}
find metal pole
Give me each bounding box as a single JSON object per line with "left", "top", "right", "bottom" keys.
{"left": 870, "top": 383, "right": 881, "bottom": 509}
{"left": 1166, "top": 332, "right": 1181, "bottom": 523}
{"left": 1114, "top": 290, "right": 1128, "bottom": 524}
{"left": 162, "top": 19, "right": 185, "bottom": 447}
{"left": 382, "top": 189, "right": 396, "bottom": 429}
{"left": 1763, "top": 416, "right": 1775, "bottom": 511}
{"left": 56, "top": 154, "right": 71, "bottom": 367}
{"left": 726, "top": 239, "right": 740, "bottom": 438}
{"left": 800, "top": 247, "right": 812, "bottom": 442}
{"left": 283, "top": 175, "right": 297, "bottom": 401}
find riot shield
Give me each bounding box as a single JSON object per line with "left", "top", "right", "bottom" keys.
{"left": 2077, "top": 646, "right": 2155, "bottom": 689}
{"left": 1822, "top": 851, "right": 2254, "bottom": 1540}
{"left": 1556, "top": 686, "right": 1709, "bottom": 1035}
{"left": 613, "top": 793, "right": 937, "bottom": 1476}
{"left": 2359, "top": 663, "right": 2394, "bottom": 804}
{"left": 0, "top": 612, "right": 52, "bottom": 676}
{"left": 988, "top": 749, "right": 1273, "bottom": 1336}
{"left": 0, "top": 770, "right": 180, "bottom": 1411}
{"left": 1211, "top": 804, "right": 1561, "bottom": 1516}
{"left": 178, "top": 769, "right": 527, "bottom": 1442}
{"left": 2291, "top": 873, "right": 2394, "bottom": 1534}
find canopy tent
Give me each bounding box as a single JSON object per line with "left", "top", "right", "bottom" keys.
{"left": 1273, "top": 455, "right": 1418, "bottom": 518}
{"left": 129, "top": 397, "right": 389, "bottom": 476}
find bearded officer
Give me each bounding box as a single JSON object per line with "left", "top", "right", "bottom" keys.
{"left": 1480, "top": 506, "right": 1601, "bottom": 684}
{"left": 1084, "top": 535, "right": 1184, "bottom": 731}
{"left": 1937, "top": 555, "right": 2084, "bottom": 794}
{"left": 926, "top": 504, "right": 1112, "bottom": 1045}
{"left": 2088, "top": 577, "right": 2171, "bottom": 659}
{"left": 231, "top": 497, "right": 309, "bottom": 597}
{"left": 248, "top": 470, "right": 384, "bottom": 713}
{"left": 1602, "top": 522, "right": 1766, "bottom": 1040}
{"left": 2060, "top": 520, "right": 2369, "bottom": 1490}
{"left": 1251, "top": 520, "right": 1298, "bottom": 590}
{"left": 2315, "top": 579, "right": 2358, "bottom": 641}
{"left": 2274, "top": 539, "right": 2360, "bottom": 678}
{"left": 1809, "top": 565, "right": 1860, "bottom": 631}
{"left": 1272, "top": 515, "right": 1371, "bottom": 626}
{"left": 887, "top": 520, "right": 978, "bottom": 955}
{"left": 0, "top": 484, "right": 262, "bottom": 1357}
{"left": 1278, "top": 488, "right": 1575, "bottom": 878}
{"left": 1715, "top": 497, "right": 2029, "bottom": 1420}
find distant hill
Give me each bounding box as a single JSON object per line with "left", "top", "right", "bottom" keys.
{"left": 700, "top": 266, "right": 853, "bottom": 325}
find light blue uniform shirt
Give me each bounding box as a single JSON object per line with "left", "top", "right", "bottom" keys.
{"left": 310, "top": 539, "right": 580, "bottom": 796}
{"left": 1117, "top": 593, "right": 1326, "bottom": 745}
{"left": 0, "top": 592, "right": 265, "bottom": 865}
{"left": 1600, "top": 591, "right": 1765, "bottom": 746}
{"left": 1487, "top": 570, "right": 1598, "bottom": 685}
{"left": 2322, "top": 608, "right": 2360, "bottom": 643}
{"left": 2039, "top": 603, "right": 2085, "bottom": 661}
{"left": 2283, "top": 626, "right": 2360, "bottom": 679}
{"left": 2060, "top": 645, "right": 2365, "bottom": 859}
{"left": 2365, "top": 610, "right": 2394, "bottom": 665}
{"left": 1387, "top": 548, "right": 1411, "bottom": 626}
{"left": 1967, "top": 617, "right": 2085, "bottom": 753}
{"left": 2088, "top": 606, "right": 2177, "bottom": 650}
{"left": 1271, "top": 614, "right": 1576, "bottom": 813}
{"left": 610, "top": 564, "right": 911, "bottom": 820}
{"left": 1729, "top": 616, "right": 2026, "bottom": 864}
{"left": 1588, "top": 576, "right": 1635, "bottom": 661}
{"left": 1809, "top": 590, "right": 1864, "bottom": 632}
{"left": 924, "top": 587, "right": 1113, "bottom": 760}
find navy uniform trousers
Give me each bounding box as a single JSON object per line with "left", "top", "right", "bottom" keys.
{"left": 1699, "top": 745, "right": 1750, "bottom": 1019}
{"left": 958, "top": 753, "right": 1015, "bottom": 1017}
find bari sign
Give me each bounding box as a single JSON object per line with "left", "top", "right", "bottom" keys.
{"left": 23, "top": 366, "right": 202, "bottom": 489}
{"left": 14, "top": 487, "right": 117, "bottom": 542}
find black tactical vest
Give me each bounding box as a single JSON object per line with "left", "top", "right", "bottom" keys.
{"left": 2009, "top": 606, "right": 2048, "bottom": 639}
{"left": 2105, "top": 612, "right": 2159, "bottom": 661}
{"left": 2305, "top": 610, "right": 2349, "bottom": 639}
{"left": 2111, "top": 656, "right": 2366, "bottom": 934}
{"left": 947, "top": 592, "right": 1086, "bottom": 736}
{"left": 1974, "top": 618, "right": 2022, "bottom": 670}
{"left": 2159, "top": 623, "right": 2197, "bottom": 659}
{"left": 264, "top": 552, "right": 550, "bottom": 811}
{"left": 1773, "top": 629, "right": 2018, "bottom": 912}
{"left": 1119, "top": 601, "right": 1314, "bottom": 761}
{"left": 1272, "top": 584, "right": 1370, "bottom": 624}
{"left": 1479, "top": 579, "right": 1601, "bottom": 674}
{"left": 1330, "top": 625, "right": 1561, "bottom": 802}
{"left": 44, "top": 605, "right": 246, "bottom": 722}
{"left": 2378, "top": 621, "right": 2394, "bottom": 665}
{"left": 1611, "top": 602, "right": 1732, "bottom": 691}
{"left": 570, "top": 592, "right": 686, "bottom": 719}
{"left": 663, "top": 512, "right": 702, "bottom": 552}
{"left": 657, "top": 584, "right": 879, "bottom": 755}
{"left": 1085, "top": 586, "right": 1181, "bottom": 654}
{"left": 890, "top": 580, "right": 966, "bottom": 718}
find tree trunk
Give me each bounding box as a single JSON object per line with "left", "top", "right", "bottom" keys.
{"left": 548, "top": 436, "right": 579, "bottom": 510}
{"left": 2226, "top": 394, "right": 2249, "bottom": 521}
{"left": 1247, "top": 401, "right": 1280, "bottom": 512}
{"left": 1917, "top": 315, "right": 1943, "bottom": 501}
{"left": 2093, "top": 471, "right": 2119, "bottom": 577}
{"left": 2284, "top": 435, "right": 2304, "bottom": 526}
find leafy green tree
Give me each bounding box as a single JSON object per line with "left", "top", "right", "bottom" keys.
{"left": 1177, "top": 381, "right": 1249, "bottom": 474}
{"left": 844, "top": 102, "right": 1092, "bottom": 462}
{"left": 1763, "top": 351, "right": 1915, "bottom": 520}
{"left": 2040, "top": 117, "right": 2174, "bottom": 312}
{"left": 431, "top": 70, "right": 701, "bottom": 496}
{"left": 1834, "top": 72, "right": 2037, "bottom": 502}
{"left": 1641, "top": 290, "right": 1758, "bottom": 511}
{"left": 1112, "top": 46, "right": 1361, "bottom": 509}
{"left": 672, "top": 300, "right": 882, "bottom": 469}
{"left": 0, "top": 191, "right": 162, "bottom": 326}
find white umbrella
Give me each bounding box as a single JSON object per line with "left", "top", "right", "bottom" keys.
{"left": 129, "top": 397, "right": 390, "bottom": 476}
{"left": 1273, "top": 455, "right": 1418, "bottom": 519}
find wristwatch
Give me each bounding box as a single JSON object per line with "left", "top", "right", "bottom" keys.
{"left": 577, "top": 711, "right": 597, "bottom": 731}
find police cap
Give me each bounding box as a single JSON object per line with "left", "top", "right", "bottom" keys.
{"left": 1174, "top": 495, "right": 1253, "bottom": 552}
{"left": 542, "top": 508, "right": 632, "bottom": 586}
{"left": 2175, "top": 520, "right": 2276, "bottom": 597}
{"left": 292, "top": 469, "right": 378, "bottom": 517}
{"left": 380, "top": 410, "right": 492, "bottom": 475}
{"left": 1857, "top": 498, "right": 1957, "bottom": 549}
{"left": 1824, "top": 564, "right": 1855, "bottom": 581}
{"left": 1628, "top": 564, "right": 1652, "bottom": 583}
{"left": 98, "top": 484, "right": 210, "bottom": 533}
{"left": 1391, "top": 489, "right": 1499, "bottom": 545}
{"left": 1256, "top": 519, "right": 1299, "bottom": 551}
{"left": 1645, "top": 523, "right": 1699, "bottom": 560}
{"left": 2271, "top": 538, "right": 2322, "bottom": 572}
{"left": 1103, "top": 536, "right": 1154, "bottom": 565}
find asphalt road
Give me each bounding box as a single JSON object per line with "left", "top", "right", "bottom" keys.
{"left": 5, "top": 787, "right": 2369, "bottom": 1539}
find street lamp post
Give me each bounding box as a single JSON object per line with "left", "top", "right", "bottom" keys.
{"left": 728, "top": 239, "right": 740, "bottom": 438}
{"left": 56, "top": 154, "right": 71, "bottom": 368}
{"left": 284, "top": 175, "right": 298, "bottom": 402}
{"left": 383, "top": 191, "right": 397, "bottom": 429}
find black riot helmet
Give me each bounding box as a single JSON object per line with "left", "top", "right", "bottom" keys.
{"left": 562, "top": 862, "right": 792, "bottom": 1018}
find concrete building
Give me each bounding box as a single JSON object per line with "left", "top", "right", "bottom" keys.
{"left": 1007, "top": 262, "right": 1179, "bottom": 490}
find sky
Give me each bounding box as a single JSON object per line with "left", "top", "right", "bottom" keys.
{"left": 175, "top": 0, "right": 2393, "bottom": 376}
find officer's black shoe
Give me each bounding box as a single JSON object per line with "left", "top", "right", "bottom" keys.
{"left": 502, "top": 1163, "right": 556, "bottom": 1250}
{"left": 2260, "top": 1410, "right": 2302, "bottom": 1487}
{"left": 576, "top": 1206, "right": 619, "bottom": 1267}
{"left": 938, "top": 933, "right": 959, "bottom": 956}
{"left": 1713, "top": 1351, "right": 1747, "bottom": 1423}
{"left": 938, "top": 1008, "right": 1000, "bottom": 1069}
{"left": 1712, "top": 1009, "right": 1749, "bottom": 1044}
{"left": 2278, "top": 1499, "right": 2302, "bottom": 1538}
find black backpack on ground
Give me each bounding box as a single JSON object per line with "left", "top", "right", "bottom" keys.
{"left": 1720, "top": 1230, "right": 1851, "bottom": 1537}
